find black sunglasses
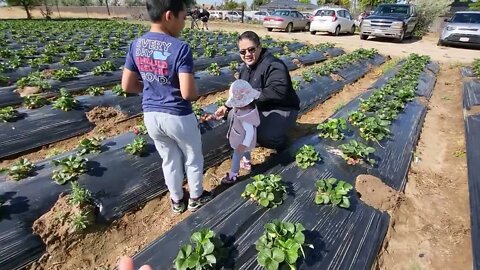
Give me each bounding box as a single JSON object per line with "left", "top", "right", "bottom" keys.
{"left": 239, "top": 47, "right": 257, "bottom": 55}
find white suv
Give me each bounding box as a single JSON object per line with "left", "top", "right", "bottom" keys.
{"left": 310, "top": 7, "right": 356, "bottom": 36}
{"left": 225, "top": 11, "right": 252, "bottom": 22}
{"left": 210, "top": 11, "right": 224, "bottom": 20}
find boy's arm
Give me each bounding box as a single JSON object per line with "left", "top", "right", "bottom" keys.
{"left": 122, "top": 42, "right": 143, "bottom": 93}
{"left": 122, "top": 68, "right": 143, "bottom": 93}
{"left": 178, "top": 44, "right": 197, "bottom": 101}
{"left": 179, "top": 73, "right": 197, "bottom": 101}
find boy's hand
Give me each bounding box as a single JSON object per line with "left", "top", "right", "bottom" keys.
{"left": 237, "top": 144, "right": 246, "bottom": 153}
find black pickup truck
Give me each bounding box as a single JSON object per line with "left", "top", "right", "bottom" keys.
{"left": 360, "top": 4, "right": 418, "bottom": 42}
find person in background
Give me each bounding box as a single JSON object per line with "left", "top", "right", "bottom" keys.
{"left": 121, "top": 0, "right": 211, "bottom": 214}
{"left": 214, "top": 31, "right": 300, "bottom": 152}
{"left": 191, "top": 7, "right": 200, "bottom": 29}
{"left": 219, "top": 80, "right": 260, "bottom": 184}
{"left": 199, "top": 8, "right": 210, "bottom": 30}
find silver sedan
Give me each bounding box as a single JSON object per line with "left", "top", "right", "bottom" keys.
{"left": 263, "top": 9, "right": 310, "bottom": 33}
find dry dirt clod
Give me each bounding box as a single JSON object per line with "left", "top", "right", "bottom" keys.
{"left": 355, "top": 174, "right": 401, "bottom": 213}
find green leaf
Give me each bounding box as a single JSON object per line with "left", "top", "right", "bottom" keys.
{"left": 203, "top": 241, "right": 215, "bottom": 255}
{"left": 205, "top": 254, "right": 216, "bottom": 264}
{"left": 272, "top": 248, "right": 285, "bottom": 263}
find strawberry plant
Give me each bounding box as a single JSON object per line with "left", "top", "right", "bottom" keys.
{"left": 70, "top": 211, "right": 90, "bottom": 232}
{"left": 295, "top": 145, "right": 321, "bottom": 169}
{"left": 92, "top": 61, "right": 116, "bottom": 75}
{"left": 192, "top": 102, "right": 203, "bottom": 118}
{"left": 112, "top": 84, "right": 127, "bottom": 97}
{"left": 77, "top": 137, "right": 102, "bottom": 156}
{"left": 52, "top": 155, "right": 88, "bottom": 185}
{"left": 52, "top": 89, "right": 78, "bottom": 111}
{"left": 207, "top": 63, "right": 221, "bottom": 76}
{"left": 214, "top": 97, "right": 227, "bottom": 107}
{"left": 23, "top": 95, "right": 48, "bottom": 109}
{"left": 357, "top": 116, "right": 391, "bottom": 142}
{"left": 241, "top": 174, "right": 286, "bottom": 208}
{"left": 292, "top": 79, "right": 301, "bottom": 91}
{"left": 473, "top": 59, "right": 480, "bottom": 78}
{"left": 0, "top": 75, "right": 9, "bottom": 87}
{"left": 228, "top": 61, "right": 238, "bottom": 71}
{"left": 203, "top": 46, "right": 216, "bottom": 58}
{"left": 317, "top": 118, "right": 348, "bottom": 141}
{"left": 133, "top": 122, "right": 148, "bottom": 135}
{"left": 301, "top": 70, "right": 314, "bottom": 83}
{"left": 339, "top": 140, "right": 375, "bottom": 165}
{"left": 0, "top": 107, "right": 17, "bottom": 122}
{"left": 255, "top": 220, "right": 312, "bottom": 270}
{"left": 218, "top": 48, "right": 227, "bottom": 56}
{"left": 173, "top": 228, "right": 227, "bottom": 270}
{"left": 86, "top": 86, "right": 105, "bottom": 96}
{"left": 8, "top": 158, "right": 35, "bottom": 181}
{"left": 16, "top": 72, "right": 51, "bottom": 90}
{"left": 315, "top": 178, "right": 353, "bottom": 208}
{"left": 125, "top": 137, "right": 147, "bottom": 155}
{"left": 348, "top": 111, "right": 366, "bottom": 126}
{"left": 68, "top": 181, "right": 92, "bottom": 206}
{"left": 52, "top": 67, "right": 80, "bottom": 81}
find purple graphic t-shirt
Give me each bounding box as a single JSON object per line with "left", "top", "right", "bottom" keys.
{"left": 124, "top": 32, "right": 194, "bottom": 115}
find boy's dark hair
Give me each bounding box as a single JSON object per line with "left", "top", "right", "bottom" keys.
{"left": 238, "top": 31, "right": 261, "bottom": 47}
{"left": 146, "top": 0, "right": 190, "bottom": 22}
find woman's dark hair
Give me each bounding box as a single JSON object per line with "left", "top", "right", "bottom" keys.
{"left": 146, "top": 0, "right": 190, "bottom": 22}
{"left": 238, "top": 31, "right": 261, "bottom": 47}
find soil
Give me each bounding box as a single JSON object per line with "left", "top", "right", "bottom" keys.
{"left": 31, "top": 194, "right": 96, "bottom": 270}
{"left": 355, "top": 174, "right": 400, "bottom": 213}
{"left": 195, "top": 89, "right": 229, "bottom": 108}
{"left": 0, "top": 107, "right": 141, "bottom": 169}
{"left": 27, "top": 57, "right": 383, "bottom": 270}
{"left": 377, "top": 65, "right": 471, "bottom": 270}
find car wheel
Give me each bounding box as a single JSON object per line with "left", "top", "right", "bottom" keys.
{"left": 437, "top": 39, "right": 444, "bottom": 46}
{"left": 267, "top": 28, "right": 273, "bottom": 32}
{"left": 396, "top": 29, "right": 406, "bottom": 43}
{"left": 360, "top": 34, "right": 368, "bottom": 40}
{"left": 310, "top": 31, "right": 317, "bottom": 35}
{"left": 304, "top": 23, "right": 310, "bottom": 32}
{"left": 286, "top": 23, "right": 293, "bottom": 33}
{"left": 350, "top": 25, "right": 356, "bottom": 35}
{"left": 333, "top": 25, "right": 341, "bottom": 36}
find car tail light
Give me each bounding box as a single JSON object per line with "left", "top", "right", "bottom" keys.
{"left": 273, "top": 17, "right": 284, "bottom": 22}
{"left": 332, "top": 15, "right": 337, "bottom": 22}
{"left": 264, "top": 17, "right": 270, "bottom": 21}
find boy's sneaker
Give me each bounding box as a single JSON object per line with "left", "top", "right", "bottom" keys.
{"left": 240, "top": 157, "right": 252, "bottom": 171}
{"left": 188, "top": 191, "right": 213, "bottom": 212}
{"left": 171, "top": 199, "right": 186, "bottom": 214}
{"left": 221, "top": 172, "right": 238, "bottom": 185}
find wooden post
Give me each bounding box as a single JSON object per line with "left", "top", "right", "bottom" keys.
{"left": 241, "top": 5, "right": 245, "bottom": 23}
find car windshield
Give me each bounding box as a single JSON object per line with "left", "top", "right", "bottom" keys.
{"left": 272, "top": 10, "right": 290, "bottom": 16}
{"left": 315, "top": 10, "right": 335, "bottom": 16}
{"left": 373, "top": 5, "right": 409, "bottom": 16}
{"left": 451, "top": 13, "right": 480, "bottom": 24}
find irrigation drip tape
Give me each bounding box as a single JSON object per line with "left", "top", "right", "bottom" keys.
{"left": 132, "top": 122, "right": 390, "bottom": 270}
{"left": 464, "top": 114, "right": 480, "bottom": 270}
{"left": 463, "top": 79, "right": 480, "bottom": 109}
{"left": 0, "top": 53, "right": 383, "bottom": 270}
{"left": 0, "top": 107, "right": 94, "bottom": 160}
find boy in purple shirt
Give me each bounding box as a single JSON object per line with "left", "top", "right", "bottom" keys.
{"left": 121, "top": 0, "right": 211, "bottom": 214}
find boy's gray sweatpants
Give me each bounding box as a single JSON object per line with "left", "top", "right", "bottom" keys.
{"left": 144, "top": 112, "right": 204, "bottom": 202}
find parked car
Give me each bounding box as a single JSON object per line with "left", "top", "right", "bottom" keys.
{"left": 360, "top": 4, "right": 418, "bottom": 42}
{"left": 252, "top": 11, "right": 270, "bottom": 22}
{"left": 310, "top": 8, "right": 356, "bottom": 36}
{"left": 438, "top": 11, "right": 480, "bottom": 47}
{"left": 263, "top": 9, "right": 310, "bottom": 32}
{"left": 210, "top": 11, "right": 224, "bottom": 20}
{"left": 301, "top": 12, "right": 314, "bottom": 22}
{"left": 225, "top": 11, "right": 252, "bottom": 22}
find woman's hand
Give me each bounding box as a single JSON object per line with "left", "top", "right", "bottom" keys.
{"left": 214, "top": 105, "right": 228, "bottom": 119}
{"left": 237, "top": 144, "right": 246, "bottom": 153}
{"left": 118, "top": 256, "right": 152, "bottom": 270}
